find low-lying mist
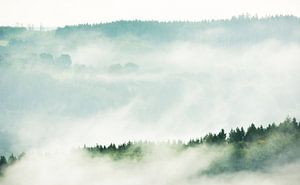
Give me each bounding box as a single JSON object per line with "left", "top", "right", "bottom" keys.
{"left": 1, "top": 39, "right": 300, "bottom": 152}
{"left": 1, "top": 138, "right": 300, "bottom": 185}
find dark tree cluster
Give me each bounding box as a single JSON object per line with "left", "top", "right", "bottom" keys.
{"left": 181, "top": 117, "right": 300, "bottom": 148}
{"left": 85, "top": 141, "right": 146, "bottom": 160}
{"left": 0, "top": 153, "right": 24, "bottom": 175}
{"left": 84, "top": 117, "right": 300, "bottom": 159}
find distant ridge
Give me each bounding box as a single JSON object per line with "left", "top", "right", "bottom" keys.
{"left": 53, "top": 15, "right": 300, "bottom": 43}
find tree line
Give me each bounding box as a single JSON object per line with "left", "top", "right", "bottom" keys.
{"left": 1, "top": 117, "right": 299, "bottom": 174}
{"left": 84, "top": 117, "right": 300, "bottom": 173}
{"left": 55, "top": 15, "right": 300, "bottom": 43}
{"left": 85, "top": 117, "right": 300, "bottom": 158}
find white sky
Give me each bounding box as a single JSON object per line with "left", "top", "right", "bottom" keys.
{"left": 0, "top": 0, "right": 299, "bottom": 27}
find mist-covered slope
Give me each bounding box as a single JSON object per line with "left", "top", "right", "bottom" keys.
{"left": 83, "top": 117, "right": 300, "bottom": 173}
{"left": 0, "top": 15, "right": 300, "bottom": 154}
{"left": 0, "top": 118, "right": 300, "bottom": 185}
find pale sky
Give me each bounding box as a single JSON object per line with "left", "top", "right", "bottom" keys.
{"left": 0, "top": 0, "right": 300, "bottom": 27}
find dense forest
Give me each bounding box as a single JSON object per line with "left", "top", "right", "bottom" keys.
{"left": 1, "top": 15, "right": 300, "bottom": 43}
{"left": 55, "top": 15, "right": 300, "bottom": 42}
{"left": 84, "top": 117, "right": 300, "bottom": 174}
{"left": 1, "top": 117, "right": 299, "bottom": 175}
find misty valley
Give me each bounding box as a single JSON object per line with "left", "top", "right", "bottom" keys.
{"left": 0, "top": 15, "right": 300, "bottom": 185}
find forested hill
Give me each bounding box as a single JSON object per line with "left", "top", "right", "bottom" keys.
{"left": 0, "top": 27, "right": 26, "bottom": 39}
{"left": 55, "top": 15, "right": 300, "bottom": 43}
{"left": 1, "top": 15, "right": 300, "bottom": 49}
{"left": 84, "top": 117, "right": 300, "bottom": 174}
{"left": 1, "top": 117, "right": 299, "bottom": 175}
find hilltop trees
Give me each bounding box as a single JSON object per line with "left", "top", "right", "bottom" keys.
{"left": 80, "top": 117, "right": 300, "bottom": 174}
{"left": 228, "top": 127, "right": 245, "bottom": 143}
{"left": 0, "top": 117, "right": 299, "bottom": 174}
{"left": 83, "top": 117, "right": 300, "bottom": 157}
{"left": 202, "top": 129, "right": 227, "bottom": 144}
{"left": 0, "top": 156, "right": 7, "bottom": 169}
{"left": 54, "top": 15, "right": 300, "bottom": 44}
{"left": 0, "top": 153, "right": 25, "bottom": 175}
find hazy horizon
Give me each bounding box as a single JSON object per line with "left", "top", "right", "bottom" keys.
{"left": 0, "top": 14, "right": 299, "bottom": 29}
{"left": 1, "top": 0, "right": 300, "bottom": 27}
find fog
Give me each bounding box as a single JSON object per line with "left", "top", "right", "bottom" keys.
{"left": 1, "top": 143, "right": 300, "bottom": 185}
{"left": 1, "top": 35, "right": 300, "bottom": 151}
{"left": 0, "top": 16, "right": 300, "bottom": 184}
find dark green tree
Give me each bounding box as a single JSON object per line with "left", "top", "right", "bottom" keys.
{"left": 8, "top": 154, "right": 17, "bottom": 164}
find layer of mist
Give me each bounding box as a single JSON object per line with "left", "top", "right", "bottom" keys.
{"left": 0, "top": 15, "right": 300, "bottom": 184}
